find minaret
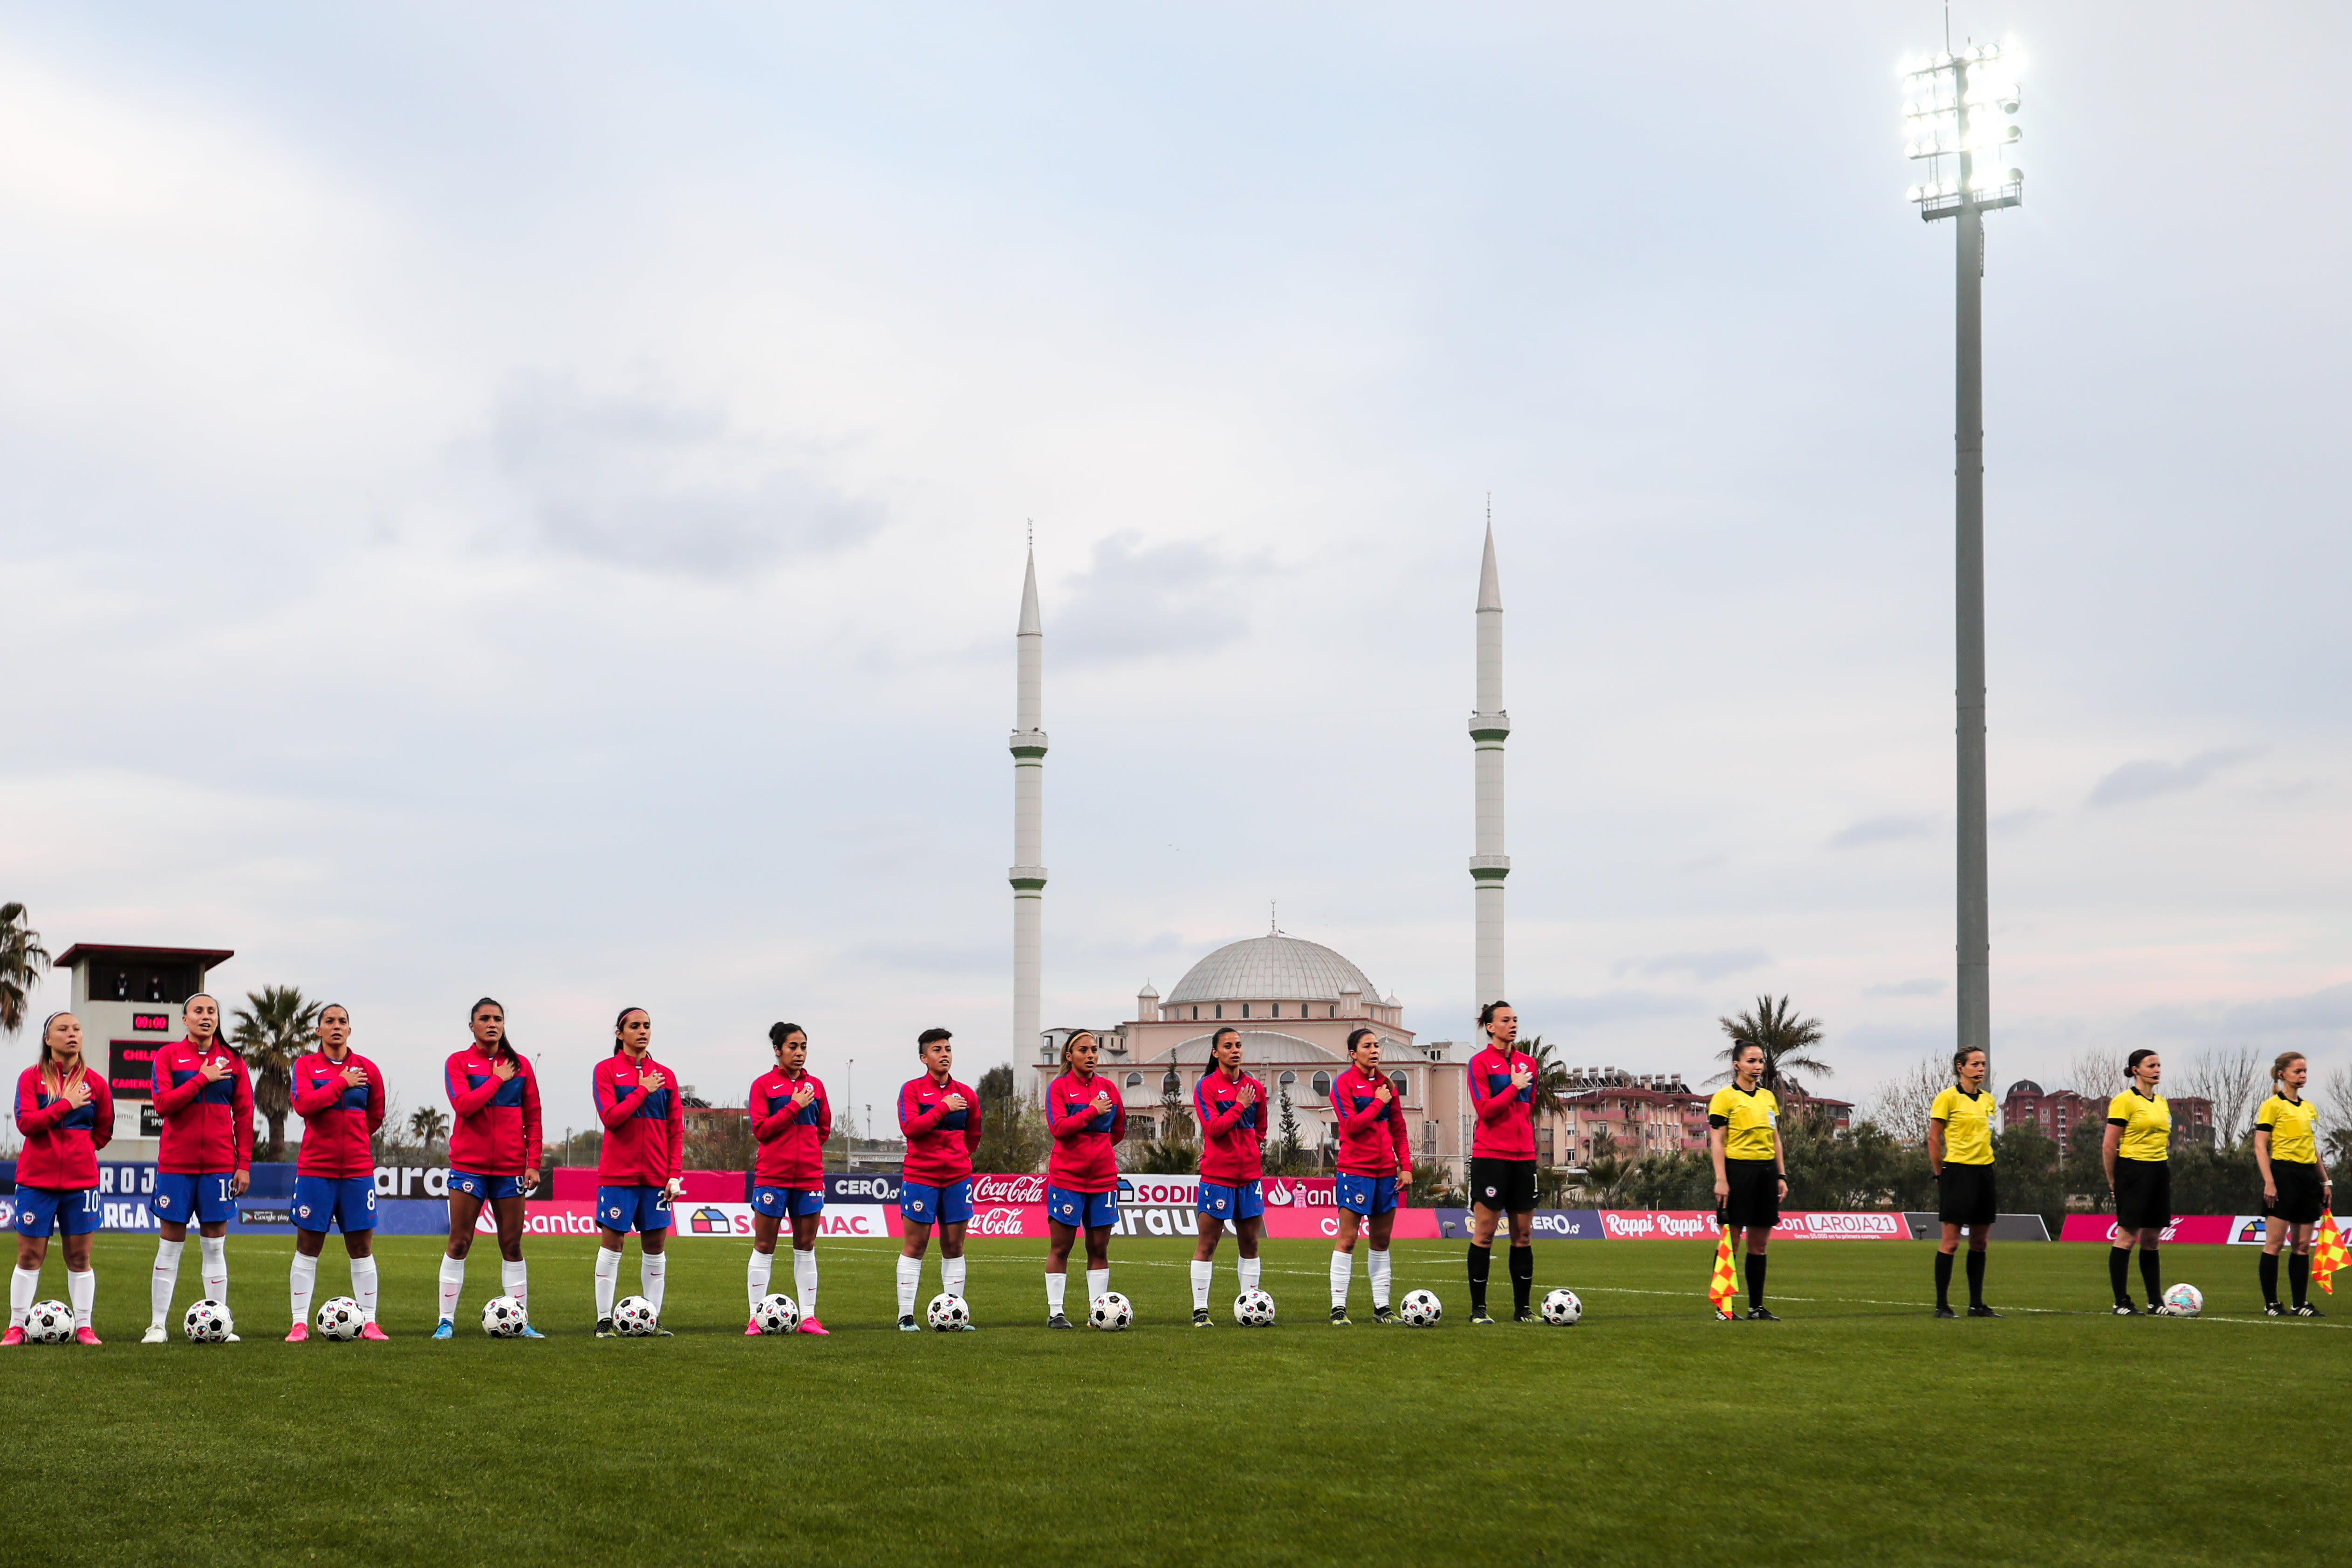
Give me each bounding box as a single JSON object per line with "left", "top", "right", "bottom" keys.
{"left": 1469, "top": 515, "right": 1510, "bottom": 1008}
{"left": 1009, "top": 545, "right": 1048, "bottom": 1094}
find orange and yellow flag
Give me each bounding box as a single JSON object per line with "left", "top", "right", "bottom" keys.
{"left": 2313, "top": 1212, "right": 2346, "bottom": 1296}
{"left": 1708, "top": 1226, "right": 1737, "bottom": 1318}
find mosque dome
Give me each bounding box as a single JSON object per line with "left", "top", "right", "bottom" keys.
{"left": 1165, "top": 934, "right": 1379, "bottom": 1006}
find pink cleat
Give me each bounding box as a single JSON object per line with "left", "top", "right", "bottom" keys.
{"left": 75, "top": 1327, "right": 102, "bottom": 1346}
{"left": 1, "top": 1327, "right": 23, "bottom": 1347}
{"left": 359, "top": 1322, "right": 390, "bottom": 1341}
{"left": 744, "top": 1317, "right": 764, "bottom": 1336}
{"left": 797, "top": 1316, "right": 830, "bottom": 1336}
{"left": 285, "top": 1322, "right": 310, "bottom": 1343}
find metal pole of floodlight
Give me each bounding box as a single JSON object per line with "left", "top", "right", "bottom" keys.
{"left": 1900, "top": 40, "right": 2024, "bottom": 1067}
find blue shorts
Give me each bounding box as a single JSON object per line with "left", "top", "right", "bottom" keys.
{"left": 292, "top": 1174, "right": 379, "bottom": 1234}
{"left": 752, "top": 1185, "right": 825, "bottom": 1219}
{"left": 1048, "top": 1186, "right": 1117, "bottom": 1229}
{"left": 597, "top": 1184, "right": 674, "bottom": 1234}
{"left": 900, "top": 1177, "right": 973, "bottom": 1226}
{"left": 152, "top": 1171, "right": 237, "bottom": 1226}
{"left": 1197, "top": 1179, "right": 1265, "bottom": 1221}
{"left": 14, "top": 1186, "right": 102, "bottom": 1239}
{"left": 1336, "top": 1172, "right": 1400, "bottom": 1217}
{"left": 448, "top": 1170, "right": 527, "bottom": 1202}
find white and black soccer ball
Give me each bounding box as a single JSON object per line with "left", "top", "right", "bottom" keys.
{"left": 612, "top": 1294, "right": 658, "bottom": 1336}
{"left": 1088, "top": 1291, "right": 1133, "bottom": 1332}
{"left": 1541, "top": 1288, "right": 1583, "bottom": 1327}
{"left": 1233, "top": 1288, "right": 1277, "bottom": 1327}
{"left": 183, "top": 1298, "right": 234, "bottom": 1343}
{"left": 752, "top": 1293, "right": 801, "bottom": 1335}
{"left": 2161, "top": 1283, "right": 2203, "bottom": 1317}
{"left": 23, "top": 1300, "right": 74, "bottom": 1344}
{"left": 1399, "top": 1288, "right": 1443, "bottom": 1327}
{"left": 480, "top": 1294, "right": 529, "bottom": 1338}
{"left": 315, "top": 1297, "right": 365, "bottom": 1341}
{"left": 926, "top": 1292, "right": 971, "bottom": 1331}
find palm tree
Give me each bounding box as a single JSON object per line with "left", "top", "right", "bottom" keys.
{"left": 231, "top": 985, "right": 321, "bottom": 1161}
{"left": 1711, "top": 994, "right": 1832, "bottom": 1100}
{"left": 0, "top": 904, "right": 50, "bottom": 1038}
{"left": 1521, "top": 1035, "right": 1573, "bottom": 1123}
{"left": 408, "top": 1106, "right": 451, "bottom": 1157}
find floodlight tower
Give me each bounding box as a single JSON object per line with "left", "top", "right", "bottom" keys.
{"left": 1900, "top": 41, "right": 2024, "bottom": 1065}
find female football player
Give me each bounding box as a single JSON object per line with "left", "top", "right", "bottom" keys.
{"left": 1927, "top": 1045, "right": 1999, "bottom": 1318}
{"left": 9, "top": 1013, "right": 112, "bottom": 1345}
{"left": 593, "top": 1007, "right": 685, "bottom": 1337}
{"left": 1709, "top": 1041, "right": 1786, "bottom": 1321}
{"left": 1191, "top": 1026, "right": 1269, "bottom": 1327}
{"left": 2102, "top": 1049, "right": 2174, "bottom": 1315}
{"left": 147, "top": 992, "right": 251, "bottom": 1342}
{"left": 896, "top": 1027, "right": 984, "bottom": 1330}
{"left": 1329, "top": 1028, "right": 1412, "bottom": 1326}
{"left": 287, "top": 1004, "right": 388, "bottom": 1340}
{"left": 1466, "top": 1001, "right": 1538, "bottom": 1323}
{"left": 1043, "top": 1030, "right": 1123, "bottom": 1328}
{"left": 748, "top": 1022, "right": 832, "bottom": 1335}
{"left": 438, "top": 998, "right": 545, "bottom": 1339}
{"left": 2254, "top": 1052, "right": 2329, "bottom": 1316}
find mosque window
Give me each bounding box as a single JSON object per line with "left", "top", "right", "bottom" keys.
{"left": 1390, "top": 1071, "right": 1409, "bottom": 1102}
{"left": 1269, "top": 1004, "right": 1279, "bottom": 1018}
{"left": 1241, "top": 1003, "right": 1250, "bottom": 1019}
{"left": 1162, "top": 1072, "right": 1181, "bottom": 1096}
{"left": 1190, "top": 1007, "right": 1198, "bottom": 1020}
{"left": 1327, "top": 1005, "right": 1337, "bottom": 1018}
{"left": 1125, "top": 1073, "right": 1143, "bottom": 1088}
{"left": 1279, "top": 1071, "right": 1297, "bottom": 1088}
{"left": 1214, "top": 1005, "right": 1222, "bottom": 1020}
{"left": 1311, "top": 1071, "right": 1333, "bottom": 1099}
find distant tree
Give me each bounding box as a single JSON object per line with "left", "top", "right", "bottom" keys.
{"left": 1130, "top": 1078, "right": 1199, "bottom": 1174}
{"left": 971, "top": 1064, "right": 1048, "bottom": 1174}
{"left": 1711, "top": 995, "right": 1832, "bottom": 1099}
{"left": 0, "top": 903, "right": 49, "bottom": 1038}
{"left": 2180, "top": 1045, "right": 2263, "bottom": 1150}
{"left": 232, "top": 986, "right": 321, "bottom": 1161}
{"left": 1868, "top": 1052, "right": 1956, "bottom": 1146}
{"left": 1992, "top": 1121, "right": 2065, "bottom": 1235}
{"left": 1522, "top": 1035, "right": 1572, "bottom": 1122}
{"left": 407, "top": 1105, "right": 451, "bottom": 1157}
{"left": 1572, "top": 1129, "right": 1640, "bottom": 1207}
{"left": 1407, "top": 1157, "right": 1462, "bottom": 1208}
{"left": 1265, "top": 1085, "right": 1310, "bottom": 1176}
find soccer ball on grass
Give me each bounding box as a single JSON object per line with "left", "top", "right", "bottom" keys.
{"left": 1233, "top": 1289, "right": 1276, "bottom": 1327}
{"left": 23, "top": 1300, "right": 73, "bottom": 1344}
{"left": 1088, "top": 1292, "right": 1133, "bottom": 1331}
{"left": 1540, "top": 1289, "right": 1584, "bottom": 1326}
{"left": 2161, "top": 1283, "right": 2203, "bottom": 1317}
{"left": 480, "top": 1295, "right": 529, "bottom": 1337}
{"left": 752, "top": 1294, "right": 801, "bottom": 1335}
{"left": 611, "top": 1295, "right": 659, "bottom": 1336}
{"left": 183, "top": 1298, "right": 234, "bottom": 1343}
{"left": 1399, "top": 1289, "right": 1443, "bottom": 1327}
{"left": 927, "top": 1293, "right": 971, "bottom": 1331}
{"left": 315, "top": 1297, "right": 365, "bottom": 1340}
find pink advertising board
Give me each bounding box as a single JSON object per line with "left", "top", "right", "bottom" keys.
{"left": 2056, "top": 1214, "right": 2242, "bottom": 1245}
{"left": 1597, "top": 1210, "right": 1909, "bottom": 1240}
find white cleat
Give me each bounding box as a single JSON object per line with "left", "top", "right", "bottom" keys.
{"left": 142, "top": 1325, "right": 168, "bottom": 1344}
{"left": 223, "top": 1332, "right": 241, "bottom": 1342}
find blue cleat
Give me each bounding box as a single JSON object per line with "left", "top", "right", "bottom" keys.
{"left": 517, "top": 1324, "right": 546, "bottom": 1339}
{"left": 431, "top": 1318, "right": 455, "bottom": 1341}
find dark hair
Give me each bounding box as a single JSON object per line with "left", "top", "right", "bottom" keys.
{"left": 1210, "top": 1026, "right": 1242, "bottom": 1050}
{"left": 1952, "top": 1047, "right": 1985, "bottom": 1074}
{"left": 1347, "top": 1027, "right": 1378, "bottom": 1056}
{"left": 319, "top": 1003, "right": 351, "bottom": 1023}
{"left": 1478, "top": 1000, "right": 1512, "bottom": 1027}
{"left": 183, "top": 993, "right": 219, "bottom": 1034}
{"left": 918, "top": 1027, "right": 953, "bottom": 1053}
{"left": 471, "top": 996, "right": 513, "bottom": 1057}
{"left": 2126, "top": 1048, "right": 2159, "bottom": 1079}
{"left": 1734, "top": 1041, "right": 1765, "bottom": 1063}
{"left": 612, "top": 1007, "right": 649, "bottom": 1054}
{"left": 2273, "top": 1051, "right": 2306, "bottom": 1086}
{"left": 1060, "top": 1030, "right": 1096, "bottom": 1069}
{"left": 769, "top": 1022, "right": 806, "bottom": 1050}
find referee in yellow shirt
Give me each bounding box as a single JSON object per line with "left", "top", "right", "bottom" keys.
{"left": 1708, "top": 1042, "right": 1788, "bottom": 1321}
{"left": 2101, "top": 1049, "right": 2177, "bottom": 1315}
{"left": 1927, "top": 1046, "right": 1999, "bottom": 1318}
{"left": 2254, "top": 1051, "right": 2330, "bottom": 1317}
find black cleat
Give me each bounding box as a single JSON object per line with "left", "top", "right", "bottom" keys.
{"left": 1373, "top": 1306, "right": 1398, "bottom": 1326}
{"left": 1933, "top": 1304, "right": 1959, "bottom": 1319}
{"left": 1046, "top": 1312, "right": 1074, "bottom": 1330}
{"left": 593, "top": 1318, "right": 616, "bottom": 1339}
{"left": 1967, "top": 1304, "right": 2001, "bottom": 1318}
{"left": 1469, "top": 1308, "right": 1496, "bottom": 1325}
{"left": 2263, "top": 1302, "right": 2285, "bottom": 1316}
{"left": 1329, "top": 1307, "right": 1352, "bottom": 1327}
{"left": 1513, "top": 1307, "right": 1537, "bottom": 1324}
{"left": 1191, "top": 1308, "right": 1212, "bottom": 1328}
{"left": 897, "top": 1315, "right": 921, "bottom": 1333}
{"left": 2111, "top": 1303, "right": 2139, "bottom": 1316}
{"left": 1745, "top": 1307, "right": 1780, "bottom": 1322}
{"left": 2294, "top": 1303, "right": 2325, "bottom": 1318}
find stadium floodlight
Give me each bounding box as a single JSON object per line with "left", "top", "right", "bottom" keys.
{"left": 1898, "top": 37, "right": 2025, "bottom": 1069}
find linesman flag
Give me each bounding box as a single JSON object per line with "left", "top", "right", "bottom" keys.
{"left": 1708, "top": 1226, "right": 1737, "bottom": 1318}
{"left": 2313, "top": 1212, "right": 2346, "bottom": 1296}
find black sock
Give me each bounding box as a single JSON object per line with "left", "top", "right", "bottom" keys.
{"left": 1467, "top": 1244, "right": 1491, "bottom": 1312}
{"left": 1933, "top": 1251, "right": 1954, "bottom": 1308}
{"left": 1508, "top": 1245, "right": 1533, "bottom": 1313}
{"left": 2140, "top": 1246, "right": 2162, "bottom": 1308}
{"left": 1744, "top": 1252, "right": 1767, "bottom": 1308}
{"left": 2259, "top": 1251, "right": 2280, "bottom": 1306}
{"left": 1965, "top": 1248, "right": 1986, "bottom": 1307}
{"left": 2290, "top": 1251, "right": 2310, "bottom": 1308}
{"left": 2109, "top": 1246, "right": 2132, "bottom": 1305}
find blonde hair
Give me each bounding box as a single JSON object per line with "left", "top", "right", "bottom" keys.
{"left": 2273, "top": 1051, "right": 2307, "bottom": 1088}
{"left": 38, "top": 1013, "right": 85, "bottom": 1096}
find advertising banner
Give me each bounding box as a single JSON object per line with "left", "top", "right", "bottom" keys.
{"left": 1432, "top": 1208, "right": 1605, "bottom": 1239}
{"left": 1899, "top": 1211, "right": 2053, "bottom": 1242}
{"left": 2057, "top": 1214, "right": 2238, "bottom": 1245}
{"left": 1597, "top": 1210, "right": 1911, "bottom": 1240}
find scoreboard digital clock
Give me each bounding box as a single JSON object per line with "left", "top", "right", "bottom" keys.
{"left": 132, "top": 1013, "right": 171, "bottom": 1033}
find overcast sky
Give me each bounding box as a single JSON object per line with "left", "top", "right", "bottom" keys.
{"left": 4, "top": 3, "right": 2346, "bottom": 1140}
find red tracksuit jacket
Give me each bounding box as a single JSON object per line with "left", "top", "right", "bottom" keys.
{"left": 1046, "top": 1070, "right": 1124, "bottom": 1193}
{"left": 595, "top": 1051, "right": 684, "bottom": 1186}
{"left": 152, "top": 1037, "right": 253, "bottom": 1175}
{"left": 898, "top": 1075, "right": 983, "bottom": 1187}
{"left": 444, "top": 1044, "right": 544, "bottom": 1177}
{"left": 291, "top": 1049, "right": 387, "bottom": 1178}
{"left": 14, "top": 1065, "right": 114, "bottom": 1190}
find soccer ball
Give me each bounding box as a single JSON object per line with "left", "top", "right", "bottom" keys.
{"left": 183, "top": 1298, "right": 234, "bottom": 1343}
{"left": 1088, "top": 1291, "right": 1133, "bottom": 1331}
{"left": 926, "top": 1293, "right": 971, "bottom": 1331}
{"left": 2161, "top": 1283, "right": 2203, "bottom": 1317}
{"left": 480, "top": 1295, "right": 529, "bottom": 1337}
{"left": 1399, "top": 1289, "right": 1443, "bottom": 1327}
{"left": 1541, "top": 1288, "right": 1584, "bottom": 1327}
{"left": 23, "top": 1300, "right": 73, "bottom": 1344}
{"left": 315, "top": 1297, "right": 365, "bottom": 1341}
{"left": 752, "top": 1294, "right": 801, "bottom": 1335}
{"left": 1233, "top": 1288, "right": 1277, "bottom": 1327}
{"left": 612, "top": 1295, "right": 659, "bottom": 1336}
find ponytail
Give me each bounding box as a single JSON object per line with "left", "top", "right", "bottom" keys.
{"left": 2273, "top": 1051, "right": 2306, "bottom": 1089}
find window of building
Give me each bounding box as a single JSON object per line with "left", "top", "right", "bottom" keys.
{"left": 1162, "top": 1072, "right": 1181, "bottom": 1097}
{"left": 1125, "top": 1073, "right": 1142, "bottom": 1088}
{"left": 1214, "top": 1004, "right": 1222, "bottom": 1020}
{"left": 1240, "top": 1003, "right": 1250, "bottom": 1019}
{"left": 1311, "top": 1070, "right": 1333, "bottom": 1098}
{"left": 1190, "top": 1006, "right": 1199, "bottom": 1020}
{"left": 1279, "top": 1071, "right": 1297, "bottom": 1087}
{"left": 1388, "top": 1070, "right": 1408, "bottom": 1101}
{"left": 1327, "top": 1005, "right": 1337, "bottom": 1018}
{"left": 1421, "top": 1121, "right": 1436, "bottom": 1154}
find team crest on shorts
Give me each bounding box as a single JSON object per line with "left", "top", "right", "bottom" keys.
{"left": 297, "top": 1205, "right": 312, "bottom": 1219}
{"left": 1484, "top": 1186, "right": 1498, "bottom": 1199}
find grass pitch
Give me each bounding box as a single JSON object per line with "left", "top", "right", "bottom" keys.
{"left": 1, "top": 1233, "right": 2335, "bottom": 1567}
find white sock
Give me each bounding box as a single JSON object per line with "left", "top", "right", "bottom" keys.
{"left": 1086, "top": 1267, "right": 1109, "bottom": 1307}
{"left": 641, "top": 1253, "right": 667, "bottom": 1317}
{"left": 150, "top": 1239, "right": 185, "bottom": 1327}
{"left": 290, "top": 1253, "right": 318, "bottom": 1328}
{"left": 68, "top": 1269, "right": 95, "bottom": 1329}
{"left": 1330, "top": 1250, "right": 1354, "bottom": 1309}
{"left": 1369, "top": 1249, "right": 1394, "bottom": 1309}
{"left": 896, "top": 1255, "right": 923, "bottom": 1317}
{"left": 437, "top": 1255, "right": 465, "bottom": 1322}
{"left": 792, "top": 1248, "right": 818, "bottom": 1321}
{"left": 594, "top": 1248, "right": 621, "bottom": 1319}
{"left": 1045, "top": 1271, "right": 1067, "bottom": 1315}
{"left": 1190, "top": 1259, "right": 1214, "bottom": 1311}
{"left": 198, "top": 1234, "right": 228, "bottom": 1303}
{"left": 9, "top": 1267, "right": 35, "bottom": 1329}
{"left": 1238, "top": 1254, "right": 1262, "bottom": 1294}
{"left": 747, "top": 1249, "right": 773, "bottom": 1313}
{"left": 942, "top": 1254, "right": 967, "bottom": 1301}
{"left": 349, "top": 1256, "right": 379, "bottom": 1322}
{"left": 501, "top": 1259, "right": 528, "bottom": 1312}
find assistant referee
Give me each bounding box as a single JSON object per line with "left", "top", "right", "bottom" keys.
{"left": 1708, "top": 1042, "right": 1786, "bottom": 1321}
{"left": 2253, "top": 1051, "right": 2330, "bottom": 1317}
{"left": 2101, "top": 1049, "right": 2175, "bottom": 1315}
{"left": 1927, "top": 1046, "right": 1999, "bottom": 1319}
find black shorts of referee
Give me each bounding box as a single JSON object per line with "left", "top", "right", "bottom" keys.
{"left": 1937, "top": 1161, "right": 1997, "bottom": 1227}
{"left": 1469, "top": 1156, "right": 1538, "bottom": 1213}
{"left": 2113, "top": 1155, "right": 2171, "bottom": 1232}
{"left": 2267, "top": 1160, "right": 2325, "bottom": 1226}
{"left": 1716, "top": 1157, "right": 1780, "bottom": 1230}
